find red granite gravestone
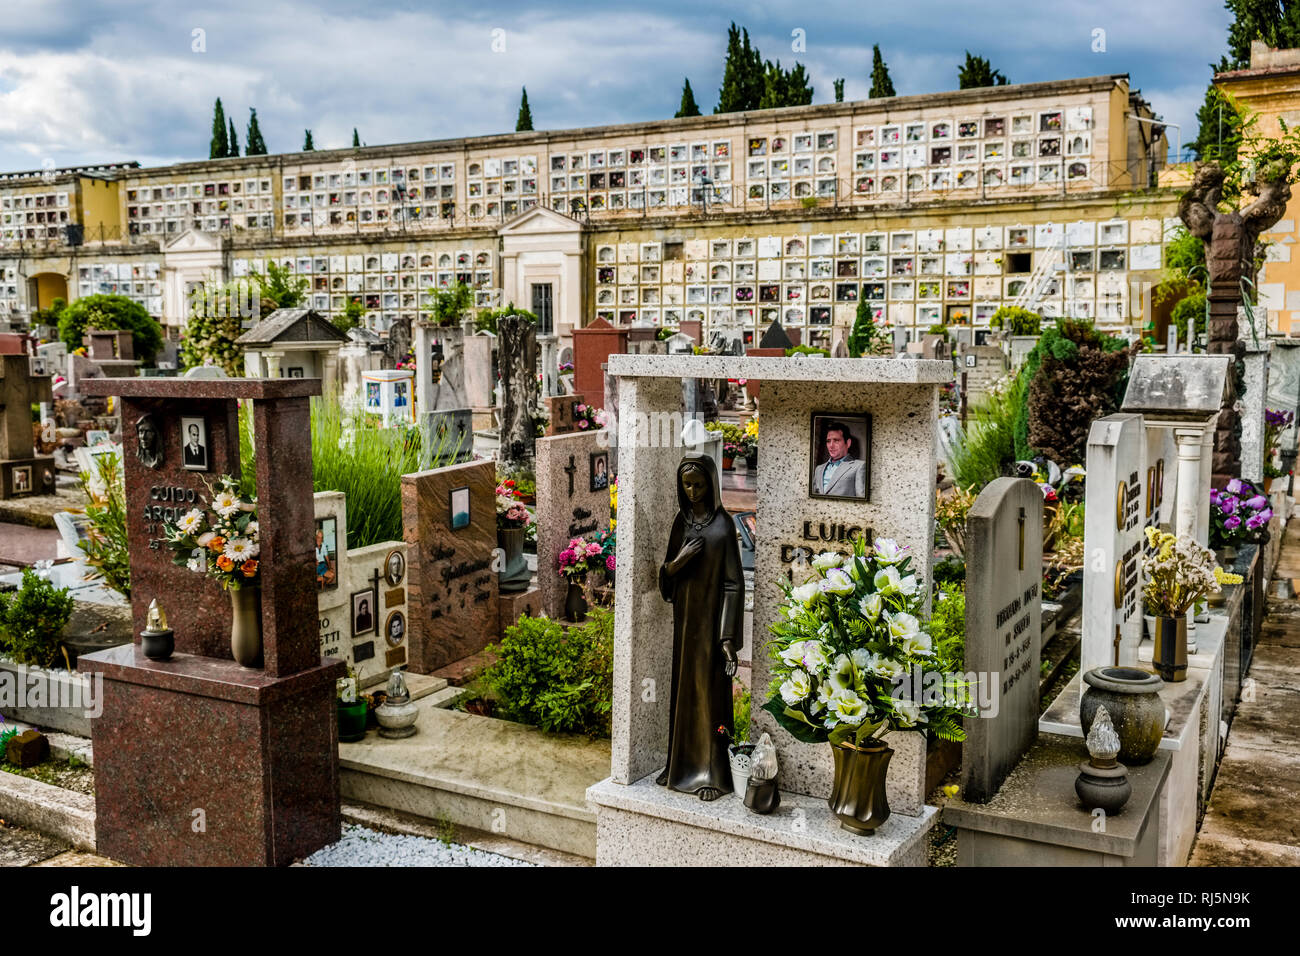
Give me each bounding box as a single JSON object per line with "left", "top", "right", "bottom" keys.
{"left": 678, "top": 319, "right": 702, "bottom": 344}
{"left": 78, "top": 377, "right": 344, "bottom": 867}
{"left": 0, "top": 353, "right": 55, "bottom": 499}
{"left": 401, "top": 459, "right": 500, "bottom": 673}
{"left": 572, "top": 317, "right": 627, "bottom": 410}
{"left": 0, "top": 333, "right": 29, "bottom": 355}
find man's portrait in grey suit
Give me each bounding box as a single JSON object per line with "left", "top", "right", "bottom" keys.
{"left": 809, "top": 415, "right": 870, "bottom": 500}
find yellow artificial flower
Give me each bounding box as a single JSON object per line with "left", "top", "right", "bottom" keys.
{"left": 1214, "top": 567, "right": 1243, "bottom": 586}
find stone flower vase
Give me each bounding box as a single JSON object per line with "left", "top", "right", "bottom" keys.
{"left": 229, "top": 585, "right": 263, "bottom": 668}
{"left": 497, "top": 526, "right": 531, "bottom": 594}
{"left": 828, "top": 739, "right": 893, "bottom": 834}
{"left": 1080, "top": 667, "right": 1165, "bottom": 765}
{"left": 564, "top": 578, "right": 588, "bottom": 623}
{"left": 1152, "top": 616, "right": 1188, "bottom": 683}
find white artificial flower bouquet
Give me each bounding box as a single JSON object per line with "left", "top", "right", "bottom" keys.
{"left": 163, "top": 475, "right": 261, "bottom": 590}
{"left": 765, "top": 535, "right": 971, "bottom": 748}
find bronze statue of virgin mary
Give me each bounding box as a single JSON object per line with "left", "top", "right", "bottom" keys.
{"left": 657, "top": 453, "right": 745, "bottom": 801}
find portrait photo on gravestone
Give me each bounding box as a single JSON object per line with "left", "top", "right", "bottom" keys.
{"left": 352, "top": 589, "right": 375, "bottom": 636}
{"left": 315, "top": 517, "right": 338, "bottom": 590}
{"left": 808, "top": 412, "right": 871, "bottom": 500}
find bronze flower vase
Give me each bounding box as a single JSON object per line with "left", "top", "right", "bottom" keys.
{"left": 828, "top": 739, "right": 893, "bottom": 834}
{"left": 1152, "top": 616, "right": 1187, "bottom": 683}
{"left": 564, "top": 578, "right": 588, "bottom": 623}
{"left": 230, "top": 585, "right": 263, "bottom": 668}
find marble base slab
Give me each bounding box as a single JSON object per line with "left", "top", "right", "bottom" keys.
{"left": 587, "top": 775, "right": 936, "bottom": 867}
{"left": 1039, "top": 613, "right": 1226, "bottom": 866}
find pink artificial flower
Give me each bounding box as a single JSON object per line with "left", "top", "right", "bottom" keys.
{"left": 606, "top": 554, "right": 616, "bottom": 571}
{"left": 577, "top": 420, "right": 588, "bottom": 429}
{"left": 575, "top": 404, "right": 586, "bottom": 413}
{"left": 586, "top": 542, "right": 602, "bottom": 556}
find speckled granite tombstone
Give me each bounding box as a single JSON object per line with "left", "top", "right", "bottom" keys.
{"left": 401, "top": 459, "right": 500, "bottom": 672}
{"left": 961, "top": 478, "right": 1043, "bottom": 804}
{"left": 77, "top": 377, "right": 344, "bottom": 867}
{"left": 536, "top": 429, "right": 612, "bottom": 619}
{"left": 546, "top": 392, "right": 586, "bottom": 436}
{"left": 586, "top": 354, "right": 950, "bottom": 866}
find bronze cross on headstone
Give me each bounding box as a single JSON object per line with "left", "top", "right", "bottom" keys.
{"left": 1017, "top": 507, "right": 1025, "bottom": 572}
{"left": 564, "top": 455, "right": 577, "bottom": 497}
{"left": 368, "top": 566, "right": 381, "bottom": 599}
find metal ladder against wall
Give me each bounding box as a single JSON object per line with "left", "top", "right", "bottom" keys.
{"left": 1011, "top": 233, "right": 1068, "bottom": 313}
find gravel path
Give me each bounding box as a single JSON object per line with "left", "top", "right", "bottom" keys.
{"left": 302, "top": 824, "right": 535, "bottom": 867}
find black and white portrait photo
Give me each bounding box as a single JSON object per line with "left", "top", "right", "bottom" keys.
{"left": 352, "top": 589, "right": 376, "bottom": 637}
{"left": 135, "top": 414, "right": 163, "bottom": 470}
{"left": 181, "top": 417, "right": 208, "bottom": 472}
{"left": 385, "top": 611, "right": 406, "bottom": 647}
{"left": 385, "top": 549, "right": 405, "bottom": 587}
{"left": 808, "top": 413, "right": 871, "bottom": 501}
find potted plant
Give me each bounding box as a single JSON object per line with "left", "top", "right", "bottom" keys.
{"left": 1209, "top": 478, "right": 1273, "bottom": 561}
{"left": 557, "top": 535, "right": 602, "bottom": 622}
{"left": 1263, "top": 408, "right": 1294, "bottom": 493}
{"left": 722, "top": 440, "right": 743, "bottom": 471}
{"left": 163, "top": 476, "right": 262, "bottom": 667}
{"left": 764, "top": 536, "right": 970, "bottom": 834}
{"left": 721, "top": 685, "right": 754, "bottom": 794}
{"left": 741, "top": 417, "right": 759, "bottom": 469}
{"left": 1139, "top": 527, "right": 1241, "bottom": 683}
{"left": 495, "top": 478, "right": 534, "bottom": 593}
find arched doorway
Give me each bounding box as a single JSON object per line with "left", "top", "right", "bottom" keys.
{"left": 28, "top": 271, "right": 69, "bottom": 311}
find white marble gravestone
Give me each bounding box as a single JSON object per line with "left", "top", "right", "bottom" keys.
{"left": 1081, "top": 413, "right": 1146, "bottom": 675}
{"left": 1238, "top": 307, "right": 1271, "bottom": 484}
{"left": 1120, "top": 354, "right": 1229, "bottom": 548}
{"left": 961, "top": 477, "right": 1043, "bottom": 804}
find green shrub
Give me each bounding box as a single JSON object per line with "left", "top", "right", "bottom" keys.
{"left": 1171, "top": 292, "right": 1207, "bottom": 344}
{"left": 56, "top": 295, "right": 164, "bottom": 364}
{"left": 951, "top": 372, "right": 1027, "bottom": 490}
{"left": 0, "top": 569, "right": 75, "bottom": 669}
{"left": 932, "top": 556, "right": 967, "bottom": 589}
{"left": 1024, "top": 319, "right": 1134, "bottom": 465}
{"left": 479, "top": 609, "right": 615, "bottom": 737}
{"left": 785, "top": 344, "right": 829, "bottom": 357}
{"left": 989, "top": 306, "right": 1041, "bottom": 336}
{"left": 733, "top": 683, "right": 752, "bottom": 743}
{"left": 930, "top": 584, "right": 966, "bottom": 662}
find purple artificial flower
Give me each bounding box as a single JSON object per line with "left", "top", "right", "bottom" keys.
{"left": 1209, "top": 489, "right": 1222, "bottom": 505}
{"left": 1246, "top": 513, "right": 1267, "bottom": 531}
{"left": 1245, "top": 495, "right": 1269, "bottom": 510}
{"left": 1219, "top": 496, "right": 1239, "bottom": 515}
{"left": 1259, "top": 507, "right": 1274, "bottom": 523}
{"left": 1226, "top": 478, "right": 1244, "bottom": 495}
{"left": 1224, "top": 515, "right": 1241, "bottom": 530}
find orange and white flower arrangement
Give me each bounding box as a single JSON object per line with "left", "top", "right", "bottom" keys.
{"left": 163, "top": 475, "right": 260, "bottom": 589}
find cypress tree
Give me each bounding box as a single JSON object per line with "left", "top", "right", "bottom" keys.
{"left": 516, "top": 88, "right": 534, "bottom": 131}
{"left": 784, "top": 63, "right": 813, "bottom": 106}
{"left": 957, "top": 52, "right": 1008, "bottom": 89}
{"left": 869, "top": 45, "right": 896, "bottom": 98}
{"left": 675, "top": 78, "right": 701, "bottom": 117}
{"left": 758, "top": 60, "right": 788, "bottom": 110}
{"left": 743, "top": 28, "right": 765, "bottom": 110}
{"left": 303, "top": 129, "right": 315, "bottom": 150}
{"left": 834, "top": 78, "right": 845, "bottom": 103}
{"left": 209, "top": 98, "right": 228, "bottom": 159}
{"left": 352, "top": 128, "right": 361, "bottom": 148}
{"left": 716, "top": 22, "right": 748, "bottom": 113}
{"left": 245, "top": 108, "right": 267, "bottom": 155}
{"left": 227, "top": 119, "right": 239, "bottom": 157}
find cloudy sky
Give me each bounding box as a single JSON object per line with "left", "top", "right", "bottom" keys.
{"left": 0, "top": 0, "right": 1232, "bottom": 173}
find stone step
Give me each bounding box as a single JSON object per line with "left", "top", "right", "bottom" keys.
{"left": 338, "top": 697, "right": 610, "bottom": 859}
